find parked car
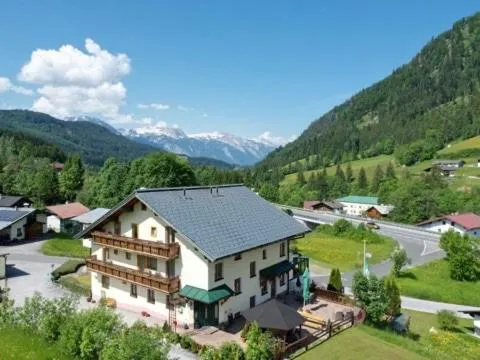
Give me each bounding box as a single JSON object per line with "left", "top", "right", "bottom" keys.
{"left": 366, "top": 221, "right": 380, "bottom": 229}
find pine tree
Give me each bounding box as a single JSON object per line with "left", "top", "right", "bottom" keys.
{"left": 345, "top": 163, "right": 353, "bottom": 183}
{"left": 357, "top": 167, "right": 368, "bottom": 194}
{"left": 370, "top": 165, "right": 384, "bottom": 194}
{"left": 385, "top": 276, "right": 401, "bottom": 317}
{"left": 59, "top": 154, "right": 85, "bottom": 201}
{"left": 385, "top": 162, "right": 396, "bottom": 180}
{"left": 335, "top": 165, "right": 346, "bottom": 182}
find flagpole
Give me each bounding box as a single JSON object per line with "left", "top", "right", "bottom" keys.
{"left": 363, "top": 239, "right": 366, "bottom": 275}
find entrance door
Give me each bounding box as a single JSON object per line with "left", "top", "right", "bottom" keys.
{"left": 270, "top": 279, "right": 276, "bottom": 298}
{"left": 194, "top": 302, "right": 219, "bottom": 327}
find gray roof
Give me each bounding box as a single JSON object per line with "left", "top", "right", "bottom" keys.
{"left": 242, "top": 299, "right": 305, "bottom": 331}
{"left": 0, "top": 207, "right": 36, "bottom": 231}
{"left": 71, "top": 208, "right": 110, "bottom": 224}
{"left": 433, "top": 160, "right": 464, "bottom": 165}
{"left": 0, "top": 195, "right": 29, "bottom": 207}
{"left": 80, "top": 185, "right": 308, "bottom": 261}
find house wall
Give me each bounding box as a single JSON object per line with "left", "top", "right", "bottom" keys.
{"left": 0, "top": 255, "right": 6, "bottom": 279}
{"left": 340, "top": 202, "right": 372, "bottom": 216}
{"left": 8, "top": 217, "right": 27, "bottom": 241}
{"left": 210, "top": 241, "right": 289, "bottom": 323}
{"left": 47, "top": 215, "right": 61, "bottom": 233}
{"left": 418, "top": 220, "right": 480, "bottom": 237}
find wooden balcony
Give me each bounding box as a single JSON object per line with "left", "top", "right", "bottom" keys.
{"left": 92, "top": 231, "right": 180, "bottom": 259}
{"left": 86, "top": 256, "right": 180, "bottom": 294}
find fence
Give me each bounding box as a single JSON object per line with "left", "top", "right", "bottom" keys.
{"left": 314, "top": 288, "right": 357, "bottom": 307}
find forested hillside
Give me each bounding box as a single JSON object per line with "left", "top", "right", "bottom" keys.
{"left": 260, "top": 12, "right": 480, "bottom": 169}
{"left": 0, "top": 110, "right": 233, "bottom": 168}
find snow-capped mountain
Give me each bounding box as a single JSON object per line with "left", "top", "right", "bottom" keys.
{"left": 119, "top": 124, "right": 279, "bottom": 165}
{"left": 65, "top": 115, "right": 121, "bottom": 135}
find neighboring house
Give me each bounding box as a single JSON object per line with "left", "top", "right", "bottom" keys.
{"left": 417, "top": 213, "right": 480, "bottom": 237}
{"left": 303, "top": 200, "right": 343, "bottom": 214}
{"left": 71, "top": 208, "right": 110, "bottom": 241}
{"left": 366, "top": 205, "right": 394, "bottom": 219}
{"left": 51, "top": 162, "right": 65, "bottom": 173}
{"left": 46, "top": 202, "right": 90, "bottom": 234}
{"left": 433, "top": 160, "right": 465, "bottom": 168}
{"left": 0, "top": 207, "right": 37, "bottom": 243}
{"left": 0, "top": 195, "right": 32, "bottom": 208}
{"left": 336, "top": 196, "right": 379, "bottom": 216}
{"left": 424, "top": 160, "right": 465, "bottom": 177}
{"left": 77, "top": 185, "right": 308, "bottom": 328}
{"left": 459, "top": 311, "right": 480, "bottom": 337}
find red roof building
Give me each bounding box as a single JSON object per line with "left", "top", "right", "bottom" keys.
{"left": 417, "top": 212, "right": 480, "bottom": 237}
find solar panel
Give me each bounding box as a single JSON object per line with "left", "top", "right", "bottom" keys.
{"left": 0, "top": 210, "right": 29, "bottom": 222}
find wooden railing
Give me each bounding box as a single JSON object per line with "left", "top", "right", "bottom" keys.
{"left": 86, "top": 256, "right": 180, "bottom": 294}
{"left": 92, "top": 231, "right": 180, "bottom": 259}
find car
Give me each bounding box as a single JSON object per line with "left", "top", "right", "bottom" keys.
{"left": 366, "top": 221, "right": 380, "bottom": 229}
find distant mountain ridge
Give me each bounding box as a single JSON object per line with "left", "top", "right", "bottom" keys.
{"left": 119, "top": 124, "right": 278, "bottom": 166}
{"left": 0, "top": 110, "right": 233, "bottom": 168}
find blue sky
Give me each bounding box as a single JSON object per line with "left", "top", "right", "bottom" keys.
{"left": 0, "top": 1, "right": 478, "bottom": 142}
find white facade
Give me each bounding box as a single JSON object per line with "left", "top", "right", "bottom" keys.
{"left": 339, "top": 202, "right": 373, "bottom": 216}
{"left": 87, "top": 200, "right": 291, "bottom": 328}
{"left": 418, "top": 219, "right": 480, "bottom": 237}
{"left": 47, "top": 215, "right": 61, "bottom": 233}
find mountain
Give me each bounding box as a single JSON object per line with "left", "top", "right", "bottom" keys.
{"left": 65, "top": 115, "right": 121, "bottom": 135}
{"left": 0, "top": 110, "right": 233, "bottom": 168}
{"left": 120, "top": 124, "right": 277, "bottom": 166}
{"left": 260, "top": 12, "right": 480, "bottom": 169}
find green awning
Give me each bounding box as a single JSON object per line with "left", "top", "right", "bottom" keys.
{"left": 260, "top": 260, "right": 294, "bottom": 278}
{"left": 179, "top": 284, "right": 234, "bottom": 304}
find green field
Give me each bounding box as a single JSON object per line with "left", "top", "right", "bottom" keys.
{"left": 297, "top": 309, "right": 478, "bottom": 360}
{"left": 438, "top": 135, "right": 480, "bottom": 154}
{"left": 292, "top": 231, "right": 396, "bottom": 272}
{"left": 0, "top": 327, "right": 66, "bottom": 360}
{"left": 397, "top": 260, "right": 480, "bottom": 306}
{"left": 41, "top": 234, "right": 89, "bottom": 258}
{"left": 59, "top": 272, "right": 91, "bottom": 295}
{"left": 282, "top": 155, "right": 395, "bottom": 185}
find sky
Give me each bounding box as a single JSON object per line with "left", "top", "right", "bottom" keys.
{"left": 0, "top": 1, "right": 479, "bottom": 143}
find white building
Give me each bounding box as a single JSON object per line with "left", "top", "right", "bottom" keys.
{"left": 77, "top": 185, "right": 308, "bottom": 329}
{"left": 336, "top": 196, "right": 380, "bottom": 216}
{"left": 417, "top": 213, "right": 480, "bottom": 237}
{"left": 46, "top": 202, "right": 89, "bottom": 234}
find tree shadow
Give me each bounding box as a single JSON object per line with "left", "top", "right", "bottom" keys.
{"left": 398, "top": 271, "right": 417, "bottom": 280}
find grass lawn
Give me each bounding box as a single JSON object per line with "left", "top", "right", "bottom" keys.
{"left": 40, "top": 234, "right": 89, "bottom": 258}
{"left": 292, "top": 231, "right": 396, "bottom": 272}
{"left": 297, "top": 309, "right": 478, "bottom": 360}
{"left": 438, "top": 135, "right": 480, "bottom": 154}
{"left": 397, "top": 260, "right": 480, "bottom": 306}
{"left": 59, "top": 273, "right": 91, "bottom": 295}
{"left": 0, "top": 327, "right": 65, "bottom": 360}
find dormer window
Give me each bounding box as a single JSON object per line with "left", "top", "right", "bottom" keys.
{"left": 141, "top": 203, "right": 147, "bottom": 211}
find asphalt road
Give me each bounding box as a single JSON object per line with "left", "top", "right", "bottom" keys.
{"left": 288, "top": 209, "right": 444, "bottom": 287}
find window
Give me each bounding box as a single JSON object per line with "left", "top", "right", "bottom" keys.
{"left": 165, "top": 227, "right": 176, "bottom": 243}
{"left": 451, "top": 222, "right": 456, "bottom": 227}
{"left": 113, "top": 249, "right": 118, "bottom": 255}
{"left": 130, "top": 284, "right": 137, "bottom": 298}
{"left": 114, "top": 221, "right": 121, "bottom": 235}
{"left": 131, "top": 224, "right": 138, "bottom": 238}
{"left": 280, "top": 242, "right": 286, "bottom": 257}
{"left": 250, "top": 261, "right": 256, "bottom": 278}
{"left": 16, "top": 228, "right": 22, "bottom": 237}
{"left": 147, "top": 289, "right": 155, "bottom": 304}
{"left": 262, "top": 249, "right": 267, "bottom": 260}
{"left": 442, "top": 220, "right": 446, "bottom": 225}
{"left": 249, "top": 295, "right": 256, "bottom": 308}
{"left": 234, "top": 278, "right": 241, "bottom": 295}
{"left": 101, "top": 275, "right": 109, "bottom": 289}
{"left": 141, "top": 203, "right": 147, "bottom": 211}
{"left": 280, "top": 273, "right": 286, "bottom": 286}
{"left": 260, "top": 280, "right": 268, "bottom": 295}
{"left": 214, "top": 262, "right": 223, "bottom": 281}
{"left": 234, "top": 253, "right": 242, "bottom": 261}
{"left": 125, "top": 252, "right": 131, "bottom": 260}
{"left": 151, "top": 226, "right": 157, "bottom": 238}
{"left": 146, "top": 257, "right": 157, "bottom": 271}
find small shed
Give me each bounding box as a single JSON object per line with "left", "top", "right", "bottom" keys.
{"left": 46, "top": 203, "right": 89, "bottom": 234}
{"left": 391, "top": 313, "right": 410, "bottom": 333}
{"left": 366, "top": 205, "right": 394, "bottom": 219}
{"left": 459, "top": 310, "right": 480, "bottom": 337}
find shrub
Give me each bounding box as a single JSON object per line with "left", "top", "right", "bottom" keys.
{"left": 58, "top": 276, "right": 90, "bottom": 296}
{"left": 391, "top": 248, "right": 410, "bottom": 277}
{"left": 352, "top": 271, "right": 388, "bottom": 324}
{"left": 180, "top": 335, "right": 194, "bottom": 350}
{"left": 0, "top": 290, "right": 16, "bottom": 326}
{"left": 240, "top": 322, "right": 251, "bottom": 340}
{"left": 384, "top": 275, "right": 401, "bottom": 317}
{"left": 199, "top": 345, "right": 220, "bottom": 360}
{"left": 162, "top": 320, "right": 172, "bottom": 333}
{"left": 333, "top": 219, "right": 354, "bottom": 236}
{"left": 246, "top": 322, "right": 282, "bottom": 360}
{"left": 218, "top": 341, "right": 245, "bottom": 360}
{"left": 309, "top": 279, "right": 318, "bottom": 293}
{"left": 328, "top": 268, "right": 343, "bottom": 292}
{"left": 437, "top": 310, "right": 458, "bottom": 331}
{"left": 51, "top": 259, "right": 86, "bottom": 281}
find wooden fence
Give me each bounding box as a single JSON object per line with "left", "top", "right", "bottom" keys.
{"left": 314, "top": 288, "right": 357, "bottom": 306}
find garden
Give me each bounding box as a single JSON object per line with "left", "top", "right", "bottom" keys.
{"left": 40, "top": 233, "right": 89, "bottom": 258}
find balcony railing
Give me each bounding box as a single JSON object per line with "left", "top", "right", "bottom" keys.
{"left": 92, "top": 231, "right": 180, "bottom": 259}
{"left": 86, "top": 256, "right": 180, "bottom": 294}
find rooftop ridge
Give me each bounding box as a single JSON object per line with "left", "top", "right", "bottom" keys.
{"left": 135, "top": 184, "right": 245, "bottom": 193}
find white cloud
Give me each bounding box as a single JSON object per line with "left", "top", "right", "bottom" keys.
{"left": 0, "top": 77, "right": 34, "bottom": 95}
{"left": 139, "top": 117, "right": 154, "bottom": 125}
{"left": 138, "top": 103, "right": 170, "bottom": 110}
{"left": 202, "top": 112, "right": 208, "bottom": 117}
{"left": 254, "top": 131, "right": 297, "bottom": 146}
{"left": 18, "top": 39, "right": 131, "bottom": 123}
{"left": 177, "top": 105, "right": 190, "bottom": 112}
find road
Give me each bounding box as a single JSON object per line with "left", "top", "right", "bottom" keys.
{"left": 286, "top": 208, "right": 444, "bottom": 287}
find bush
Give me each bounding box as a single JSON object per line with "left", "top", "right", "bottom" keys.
{"left": 391, "top": 248, "right": 410, "bottom": 277}
{"left": 218, "top": 341, "right": 245, "bottom": 360}
{"left": 51, "top": 259, "right": 86, "bottom": 281}
{"left": 333, "top": 219, "right": 354, "bottom": 235}
{"left": 437, "top": 310, "right": 458, "bottom": 331}
{"left": 328, "top": 268, "right": 343, "bottom": 293}
{"left": 180, "top": 335, "right": 194, "bottom": 350}
{"left": 199, "top": 345, "right": 220, "bottom": 360}
{"left": 240, "top": 322, "right": 251, "bottom": 340}
{"left": 246, "top": 322, "right": 282, "bottom": 360}
{"left": 58, "top": 276, "right": 90, "bottom": 296}
{"left": 162, "top": 320, "right": 172, "bottom": 333}
{"left": 309, "top": 279, "right": 318, "bottom": 293}
{"left": 440, "top": 231, "right": 480, "bottom": 281}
